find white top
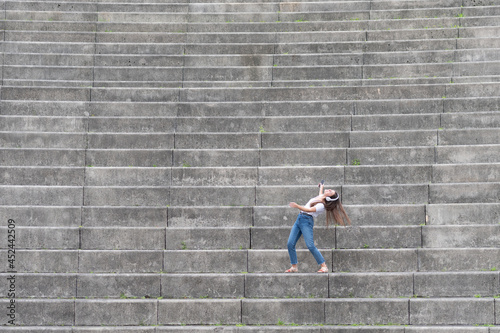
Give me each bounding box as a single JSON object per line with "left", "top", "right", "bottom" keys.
{"left": 301, "top": 196, "right": 325, "bottom": 218}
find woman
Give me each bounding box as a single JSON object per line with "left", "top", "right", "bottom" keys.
{"left": 285, "top": 182, "right": 351, "bottom": 273}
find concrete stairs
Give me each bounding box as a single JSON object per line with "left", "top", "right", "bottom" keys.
{"left": 1, "top": 0, "right": 500, "bottom": 331}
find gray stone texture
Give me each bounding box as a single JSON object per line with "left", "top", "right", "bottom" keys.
{"left": 0, "top": 226, "right": 79, "bottom": 249}
{"left": 162, "top": 274, "right": 244, "bottom": 299}
{"left": 79, "top": 250, "right": 163, "bottom": 273}
{"left": 251, "top": 226, "right": 335, "bottom": 250}
{"left": 77, "top": 273, "right": 160, "bottom": 298}
{"left": 430, "top": 183, "right": 500, "bottom": 204}
{"left": 406, "top": 328, "right": 488, "bottom": 333}
{"left": 0, "top": 299, "right": 74, "bottom": 326}
{"left": 159, "top": 299, "right": 241, "bottom": 325}
{"left": 168, "top": 206, "right": 253, "bottom": 228}
{"left": 170, "top": 186, "right": 255, "bottom": 206}
{"left": 81, "top": 227, "right": 165, "bottom": 250}
{"left": 2, "top": 0, "right": 500, "bottom": 330}
{"left": 342, "top": 184, "right": 428, "bottom": 205}
{"left": 345, "top": 204, "right": 425, "bottom": 226}
{"left": 410, "top": 298, "right": 494, "bottom": 325}
{"left": 0, "top": 250, "right": 78, "bottom": 273}
{"left": 74, "top": 329, "right": 154, "bottom": 333}
{"left": 164, "top": 250, "right": 247, "bottom": 273}
{"left": 418, "top": 248, "right": 500, "bottom": 272}
{"left": 422, "top": 226, "right": 500, "bottom": 248}
{"left": 83, "top": 206, "right": 168, "bottom": 227}
{"left": 75, "top": 300, "right": 157, "bottom": 326}
{"left": 436, "top": 145, "right": 500, "bottom": 164}
{"left": 426, "top": 203, "right": 500, "bottom": 225}
{"left": 345, "top": 165, "right": 432, "bottom": 185}
{"left": 166, "top": 227, "right": 250, "bottom": 250}
{"left": 325, "top": 299, "right": 409, "bottom": 325}
{"left": 333, "top": 249, "right": 418, "bottom": 272}
{"left": 249, "top": 249, "right": 333, "bottom": 273}
{"left": 245, "top": 274, "right": 328, "bottom": 298}
{"left": 0, "top": 206, "right": 81, "bottom": 227}
{"left": 242, "top": 299, "right": 324, "bottom": 325}
{"left": 414, "top": 272, "right": 499, "bottom": 297}
{"left": 330, "top": 273, "right": 413, "bottom": 298}
{"left": 0, "top": 273, "right": 76, "bottom": 298}
{"left": 336, "top": 226, "right": 421, "bottom": 249}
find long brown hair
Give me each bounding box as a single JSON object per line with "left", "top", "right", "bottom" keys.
{"left": 311, "top": 194, "right": 351, "bottom": 227}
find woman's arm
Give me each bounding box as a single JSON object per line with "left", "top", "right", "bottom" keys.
{"left": 289, "top": 202, "right": 317, "bottom": 213}
{"left": 318, "top": 183, "right": 324, "bottom": 196}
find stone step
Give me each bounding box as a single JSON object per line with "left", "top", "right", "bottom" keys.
{"left": 0, "top": 148, "right": 86, "bottom": 166}
{"left": 3, "top": 37, "right": 498, "bottom": 57}
{"left": 4, "top": 53, "right": 96, "bottom": 66}
{"left": 2, "top": 42, "right": 96, "bottom": 54}
{"left": 165, "top": 272, "right": 500, "bottom": 299}
{"left": 427, "top": 203, "right": 500, "bottom": 225}
{"left": 1, "top": 182, "right": 497, "bottom": 206}
{"left": 5, "top": 74, "right": 500, "bottom": 89}
{"left": 90, "top": 17, "right": 457, "bottom": 33}
{"left": 0, "top": 132, "right": 88, "bottom": 148}
{"left": 0, "top": 186, "right": 84, "bottom": 206}
{"left": 0, "top": 326, "right": 495, "bottom": 332}
{"left": 4, "top": 82, "right": 499, "bottom": 102}
{"left": 1, "top": 163, "right": 487, "bottom": 186}
{"left": 4, "top": 145, "right": 496, "bottom": 168}
{"left": 2, "top": 248, "right": 500, "bottom": 273}
{"left": 0, "top": 116, "right": 88, "bottom": 132}
{"left": 5, "top": 1, "right": 98, "bottom": 11}
{"left": 19, "top": 52, "right": 481, "bottom": 67}
{"left": 4, "top": 31, "right": 97, "bottom": 43}
{"left": 13, "top": 0, "right": 409, "bottom": 15}
{"left": 349, "top": 145, "right": 500, "bottom": 165}
{"left": 4, "top": 3, "right": 496, "bottom": 24}
{"left": 6, "top": 11, "right": 97, "bottom": 22}
{"left": 3, "top": 128, "right": 499, "bottom": 149}
{"left": 335, "top": 248, "right": 500, "bottom": 273}
{"left": 0, "top": 271, "right": 497, "bottom": 299}
{"left": 3, "top": 98, "right": 497, "bottom": 117}
{"left": 7, "top": 224, "right": 497, "bottom": 250}
{"left": 2, "top": 77, "right": 496, "bottom": 90}
{"left": 0, "top": 297, "right": 495, "bottom": 326}
{"left": 2, "top": 203, "right": 497, "bottom": 229}
{"left": 0, "top": 225, "right": 423, "bottom": 250}
{"left": 0, "top": 167, "right": 86, "bottom": 186}
{"left": 5, "top": 27, "right": 489, "bottom": 44}
{"left": 0, "top": 206, "right": 83, "bottom": 227}
{"left": 423, "top": 225, "right": 500, "bottom": 248}
{"left": 0, "top": 145, "right": 500, "bottom": 169}
{"left": 4, "top": 73, "right": 500, "bottom": 89}
{"left": 160, "top": 248, "right": 500, "bottom": 274}
{"left": 0, "top": 17, "right": 474, "bottom": 36}
{"left": 167, "top": 203, "right": 498, "bottom": 228}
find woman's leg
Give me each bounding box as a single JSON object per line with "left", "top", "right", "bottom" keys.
{"left": 286, "top": 217, "right": 302, "bottom": 265}
{"left": 300, "top": 217, "right": 325, "bottom": 265}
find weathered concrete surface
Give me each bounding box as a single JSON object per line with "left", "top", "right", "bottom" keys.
{"left": 330, "top": 273, "right": 413, "bottom": 298}
{"left": 410, "top": 298, "right": 494, "bottom": 325}
{"left": 158, "top": 299, "right": 241, "bottom": 325}
{"left": 245, "top": 274, "right": 328, "bottom": 298}
{"left": 242, "top": 299, "right": 324, "bottom": 325}
{"left": 414, "top": 272, "right": 499, "bottom": 297}
{"left": 325, "top": 299, "right": 409, "bottom": 325}
{"left": 75, "top": 300, "right": 157, "bottom": 326}
{"left": 162, "top": 274, "right": 244, "bottom": 299}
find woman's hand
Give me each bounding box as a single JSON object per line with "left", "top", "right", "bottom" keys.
{"left": 289, "top": 202, "right": 299, "bottom": 209}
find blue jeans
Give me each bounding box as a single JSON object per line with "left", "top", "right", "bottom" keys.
{"left": 287, "top": 213, "right": 325, "bottom": 265}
